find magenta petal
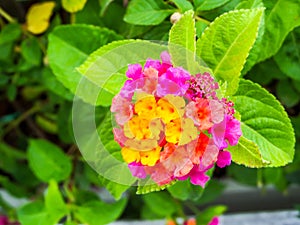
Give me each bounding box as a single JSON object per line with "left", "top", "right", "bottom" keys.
{"left": 208, "top": 217, "right": 220, "bottom": 225}
{"left": 144, "top": 58, "right": 161, "bottom": 71}
{"left": 216, "top": 150, "right": 231, "bottom": 168}
{"left": 0, "top": 216, "right": 8, "bottom": 225}
{"left": 165, "top": 67, "right": 191, "bottom": 87}
{"left": 126, "top": 64, "right": 143, "bottom": 80}
{"left": 128, "top": 162, "right": 147, "bottom": 179}
{"left": 225, "top": 116, "right": 242, "bottom": 146}
{"left": 189, "top": 166, "right": 210, "bottom": 187}
{"left": 120, "top": 79, "right": 144, "bottom": 99}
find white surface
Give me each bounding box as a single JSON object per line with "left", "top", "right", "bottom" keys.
{"left": 109, "top": 210, "right": 300, "bottom": 225}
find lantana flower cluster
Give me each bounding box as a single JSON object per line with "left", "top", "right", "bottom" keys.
{"left": 111, "top": 52, "right": 242, "bottom": 187}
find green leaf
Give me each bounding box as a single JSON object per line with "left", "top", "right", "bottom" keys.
{"left": 77, "top": 39, "right": 167, "bottom": 105}
{"left": 196, "top": 8, "right": 264, "bottom": 95}
{"left": 137, "top": 178, "right": 176, "bottom": 194}
{"left": 48, "top": 24, "right": 122, "bottom": 105}
{"left": 62, "top": 0, "right": 87, "bottom": 13}
{"left": 74, "top": 199, "right": 127, "bottom": 225}
{"left": 169, "top": 10, "right": 197, "bottom": 71}
{"left": 100, "top": 0, "right": 114, "bottom": 16}
{"left": 232, "top": 79, "right": 295, "bottom": 167}
{"left": 21, "top": 37, "right": 42, "bottom": 67}
{"left": 99, "top": 175, "right": 133, "bottom": 200}
{"left": 196, "top": 180, "right": 225, "bottom": 205}
{"left": 42, "top": 67, "right": 74, "bottom": 101}
{"left": 170, "top": 0, "right": 193, "bottom": 12}
{"left": 142, "top": 192, "right": 179, "bottom": 217}
{"left": 0, "top": 23, "right": 22, "bottom": 45}
{"left": 45, "top": 180, "right": 68, "bottom": 219}
{"left": 244, "top": 0, "right": 300, "bottom": 73}
{"left": 276, "top": 79, "right": 300, "bottom": 107}
{"left": 274, "top": 28, "right": 300, "bottom": 81}
{"left": 259, "top": 0, "right": 300, "bottom": 61}
{"left": 235, "top": 0, "right": 264, "bottom": 9}
{"left": 227, "top": 163, "right": 258, "bottom": 186}
{"left": 196, "top": 205, "right": 227, "bottom": 225}
{"left": 27, "top": 139, "right": 72, "bottom": 182}
{"left": 195, "top": 21, "right": 208, "bottom": 37}
{"left": 75, "top": 0, "right": 103, "bottom": 26}
{"left": 124, "top": 0, "right": 175, "bottom": 25}
{"left": 246, "top": 58, "right": 286, "bottom": 85}
{"left": 72, "top": 101, "right": 136, "bottom": 186}
{"left": 195, "top": 0, "right": 230, "bottom": 11}
{"left": 228, "top": 136, "right": 270, "bottom": 168}
{"left": 17, "top": 201, "right": 58, "bottom": 225}
{"left": 167, "top": 179, "right": 204, "bottom": 201}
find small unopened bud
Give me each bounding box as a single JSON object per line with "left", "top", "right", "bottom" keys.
{"left": 170, "top": 12, "right": 182, "bottom": 24}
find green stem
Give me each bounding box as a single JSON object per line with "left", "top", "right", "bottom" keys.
{"left": 0, "top": 7, "right": 16, "bottom": 23}
{"left": 2, "top": 104, "right": 42, "bottom": 136}
{"left": 70, "top": 13, "right": 76, "bottom": 24}
{"left": 195, "top": 15, "right": 210, "bottom": 25}
{"left": 257, "top": 169, "right": 263, "bottom": 188}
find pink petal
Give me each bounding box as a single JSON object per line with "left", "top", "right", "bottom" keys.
{"left": 209, "top": 100, "right": 225, "bottom": 124}
{"left": 216, "top": 150, "right": 231, "bottom": 168}
{"left": 113, "top": 128, "right": 127, "bottom": 147}
{"left": 157, "top": 76, "right": 185, "bottom": 96}
{"left": 200, "top": 140, "right": 219, "bottom": 168}
{"left": 128, "top": 162, "right": 147, "bottom": 179}
{"left": 120, "top": 79, "right": 144, "bottom": 100}
{"left": 126, "top": 64, "right": 143, "bottom": 80}
{"left": 160, "top": 51, "right": 171, "bottom": 65}
{"left": 111, "top": 94, "right": 133, "bottom": 125}
{"left": 210, "top": 117, "right": 227, "bottom": 149}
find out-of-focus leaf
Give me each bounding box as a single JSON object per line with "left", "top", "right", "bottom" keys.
{"left": 45, "top": 180, "right": 68, "bottom": 219}
{"left": 235, "top": 0, "right": 263, "bottom": 9}
{"left": 276, "top": 79, "right": 300, "bottom": 107}
{"left": 196, "top": 180, "right": 225, "bottom": 205}
{"left": 76, "top": 0, "right": 104, "bottom": 26}
{"left": 27, "top": 139, "right": 72, "bottom": 182}
{"left": 274, "top": 28, "right": 300, "bottom": 81}
{"left": 74, "top": 199, "right": 127, "bottom": 225}
{"left": 243, "top": 0, "right": 300, "bottom": 73}
{"left": 62, "top": 0, "right": 87, "bottom": 13}
{"left": 170, "top": 0, "right": 193, "bottom": 12}
{"left": 100, "top": 0, "right": 114, "bottom": 16}
{"left": 0, "top": 23, "right": 22, "bottom": 45}
{"left": 246, "top": 58, "right": 286, "bottom": 85}
{"left": 17, "top": 201, "right": 58, "bottom": 225}
{"left": 124, "top": 0, "right": 175, "bottom": 25}
{"left": 195, "top": 0, "right": 230, "bottom": 11}
{"left": 228, "top": 163, "right": 257, "bottom": 186}
{"left": 142, "top": 192, "right": 179, "bottom": 217}
{"left": 26, "top": 1, "right": 56, "bottom": 34}
{"left": 42, "top": 67, "right": 73, "bottom": 101}
{"left": 196, "top": 205, "right": 227, "bottom": 225}
{"left": 21, "top": 37, "right": 42, "bottom": 67}
{"left": 168, "top": 179, "right": 204, "bottom": 201}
